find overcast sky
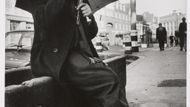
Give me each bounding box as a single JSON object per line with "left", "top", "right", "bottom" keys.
{"left": 120, "top": 0, "right": 187, "bottom": 17}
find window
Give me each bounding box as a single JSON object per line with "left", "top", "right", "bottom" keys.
{"left": 126, "top": 16, "right": 128, "bottom": 21}
{"left": 115, "top": 23, "right": 118, "bottom": 30}
{"left": 119, "top": 4, "right": 122, "bottom": 11}
{"left": 26, "top": 22, "right": 34, "bottom": 30}
{"left": 115, "top": 2, "right": 119, "bottom": 9}
{"left": 119, "top": 14, "right": 121, "bottom": 19}
{"left": 119, "top": 24, "right": 121, "bottom": 30}
{"left": 10, "top": 20, "right": 20, "bottom": 31}
{"left": 123, "top": 15, "right": 125, "bottom": 20}
{"left": 115, "top": 13, "right": 119, "bottom": 18}
{"left": 6, "top": 33, "right": 22, "bottom": 48}
{"left": 123, "top": 5, "right": 126, "bottom": 12}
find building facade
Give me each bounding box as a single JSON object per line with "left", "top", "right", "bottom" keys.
{"left": 94, "top": 1, "right": 130, "bottom": 34}
{"left": 94, "top": 0, "right": 131, "bottom": 45}
{"left": 142, "top": 12, "right": 159, "bottom": 40}
{"left": 160, "top": 10, "right": 186, "bottom": 37}
{"left": 136, "top": 12, "right": 159, "bottom": 44}
{"left": 6, "top": 0, "right": 132, "bottom": 46}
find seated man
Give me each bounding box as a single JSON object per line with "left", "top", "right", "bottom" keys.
{"left": 17, "top": 0, "right": 129, "bottom": 107}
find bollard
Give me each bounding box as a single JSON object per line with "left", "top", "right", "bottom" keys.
{"left": 123, "top": 33, "right": 132, "bottom": 54}
{"left": 131, "top": 30, "right": 139, "bottom": 52}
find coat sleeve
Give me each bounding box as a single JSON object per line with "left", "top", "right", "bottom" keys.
{"left": 84, "top": 0, "right": 98, "bottom": 40}
{"left": 179, "top": 23, "right": 182, "bottom": 33}
{"left": 87, "top": 16, "right": 98, "bottom": 40}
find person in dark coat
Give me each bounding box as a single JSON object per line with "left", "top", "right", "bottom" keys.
{"left": 174, "top": 30, "right": 179, "bottom": 46}
{"left": 156, "top": 23, "right": 167, "bottom": 51}
{"left": 179, "top": 17, "right": 187, "bottom": 51}
{"left": 146, "top": 27, "right": 152, "bottom": 47}
{"left": 16, "top": 0, "right": 129, "bottom": 107}
{"left": 169, "top": 35, "right": 174, "bottom": 47}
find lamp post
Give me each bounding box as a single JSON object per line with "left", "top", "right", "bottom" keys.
{"left": 130, "top": 0, "right": 139, "bottom": 52}
{"left": 130, "top": 0, "right": 136, "bottom": 30}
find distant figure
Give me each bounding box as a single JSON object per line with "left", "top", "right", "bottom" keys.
{"left": 156, "top": 23, "right": 167, "bottom": 51}
{"left": 146, "top": 27, "right": 153, "bottom": 47}
{"left": 169, "top": 35, "right": 174, "bottom": 47}
{"left": 179, "top": 17, "right": 187, "bottom": 51}
{"left": 174, "top": 30, "right": 179, "bottom": 46}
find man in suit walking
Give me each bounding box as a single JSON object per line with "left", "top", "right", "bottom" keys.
{"left": 156, "top": 23, "right": 167, "bottom": 51}
{"left": 179, "top": 17, "right": 187, "bottom": 51}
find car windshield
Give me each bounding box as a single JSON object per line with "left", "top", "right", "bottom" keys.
{"left": 5, "top": 31, "right": 34, "bottom": 49}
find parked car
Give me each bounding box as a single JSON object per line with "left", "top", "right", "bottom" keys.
{"left": 5, "top": 30, "right": 34, "bottom": 69}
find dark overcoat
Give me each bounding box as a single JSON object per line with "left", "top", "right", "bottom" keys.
{"left": 16, "top": 0, "right": 98, "bottom": 81}
{"left": 156, "top": 27, "right": 167, "bottom": 42}
{"left": 179, "top": 22, "right": 187, "bottom": 39}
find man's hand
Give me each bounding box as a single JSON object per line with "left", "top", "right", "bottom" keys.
{"left": 77, "top": 3, "right": 92, "bottom": 17}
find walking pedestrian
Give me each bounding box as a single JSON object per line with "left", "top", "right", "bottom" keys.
{"left": 156, "top": 23, "right": 167, "bottom": 51}
{"left": 174, "top": 30, "right": 179, "bottom": 46}
{"left": 169, "top": 35, "right": 174, "bottom": 47}
{"left": 179, "top": 17, "right": 187, "bottom": 51}
{"left": 16, "top": 0, "right": 129, "bottom": 107}
{"left": 146, "top": 27, "right": 152, "bottom": 47}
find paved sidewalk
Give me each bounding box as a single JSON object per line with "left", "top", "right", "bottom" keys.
{"left": 126, "top": 47, "right": 186, "bottom": 107}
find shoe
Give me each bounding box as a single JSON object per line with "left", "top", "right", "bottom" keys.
{"left": 180, "top": 48, "right": 183, "bottom": 51}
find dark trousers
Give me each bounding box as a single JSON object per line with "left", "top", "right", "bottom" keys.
{"left": 175, "top": 39, "right": 178, "bottom": 46}
{"left": 170, "top": 40, "right": 174, "bottom": 47}
{"left": 180, "top": 35, "right": 186, "bottom": 50}
{"left": 158, "top": 40, "right": 165, "bottom": 50}
{"left": 60, "top": 62, "right": 129, "bottom": 107}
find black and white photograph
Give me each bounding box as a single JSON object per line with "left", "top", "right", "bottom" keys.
{"left": 1, "top": 0, "right": 189, "bottom": 107}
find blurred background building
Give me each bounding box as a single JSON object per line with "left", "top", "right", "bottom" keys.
{"left": 142, "top": 12, "right": 158, "bottom": 42}
{"left": 136, "top": 12, "right": 159, "bottom": 46}
{"left": 160, "top": 10, "right": 186, "bottom": 37}
{"left": 93, "top": 0, "right": 131, "bottom": 46}
{"left": 94, "top": 1, "right": 131, "bottom": 34}
{"left": 6, "top": 0, "right": 186, "bottom": 48}
{"left": 6, "top": 0, "right": 131, "bottom": 46}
